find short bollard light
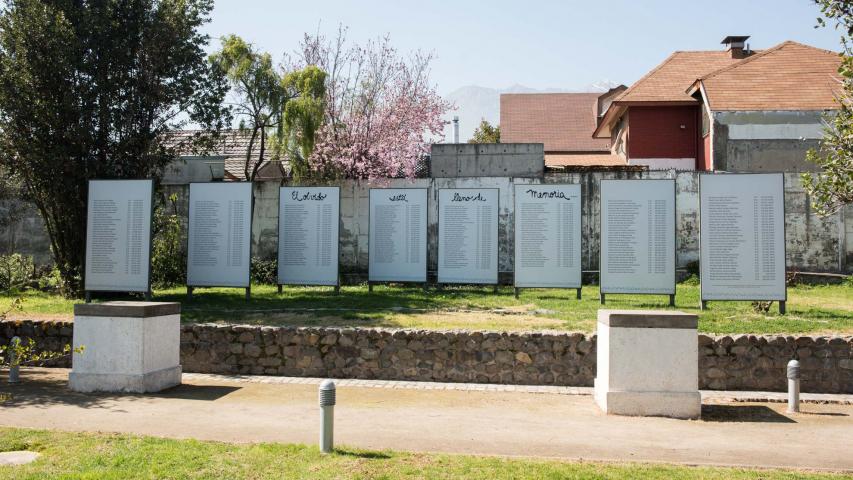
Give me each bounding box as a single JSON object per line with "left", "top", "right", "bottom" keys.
{"left": 8, "top": 336, "right": 21, "bottom": 384}
{"left": 319, "top": 379, "right": 336, "bottom": 453}
{"left": 787, "top": 359, "right": 800, "bottom": 413}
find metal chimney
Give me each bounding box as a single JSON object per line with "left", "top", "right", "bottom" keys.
{"left": 452, "top": 116, "right": 460, "bottom": 143}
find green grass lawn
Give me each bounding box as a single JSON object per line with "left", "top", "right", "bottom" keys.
{"left": 1, "top": 282, "right": 851, "bottom": 335}
{"left": 0, "top": 427, "right": 847, "bottom": 480}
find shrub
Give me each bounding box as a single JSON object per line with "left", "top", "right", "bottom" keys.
{"left": 0, "top": 253, "right": 35, "bottom": 291}
{"left": 251, "top": 258, "right": 277, "bottom": 285}
{"left": 151, "top": 193, "right": 186, "bottom": 288}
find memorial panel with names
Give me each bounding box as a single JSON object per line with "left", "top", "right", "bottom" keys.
{"left": 437, "top": 188, "right": 499, "bottom": 284}
{"left": 187, "top": 182, "right": 252, "bottom": 288}
{"left": 600, "top": 179, "right": 675, "bottom": 295}
{"left": 369, "top": 188, "right": 428, "bottom": 283}
{"left": 513, "top": 184, "right": 582, "bottom": 288}
{"left": 278, "top": 186, "right": 340, "bottom": 286}
{"left": 85, "top": 180, "right": 153, "bottom": 292}
{"left": 700, "top": 173, "right": 786, "bottom": 301}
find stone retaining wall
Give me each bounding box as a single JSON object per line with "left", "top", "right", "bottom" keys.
{"left": 2, "top": 321, "right": 851, "bottom": 393}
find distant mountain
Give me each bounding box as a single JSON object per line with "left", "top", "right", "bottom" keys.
{"left": 441, "top": 80, "right": 622, "bottom": 142}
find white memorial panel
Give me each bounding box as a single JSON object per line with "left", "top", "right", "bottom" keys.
{"left": 700, "top": 173, "right": 786, "bottom": 301}
{"left": 369, "top": 188, "right": 428, "bottom": 283}
{"left": 600, "top": 179, "right": 675, "bottom": 295}
{"left": 278, "top": 186, "right": 340, "bottom": 286}
{"left": 437, "top": 188, "right": 499, "bottom": 285}
{"left": 513, "top": 184, "right": 582, "bottom": 288}
{"left": 187, "top": 182, "right": 252, "bottom": 288}
{"left": 85, "top": 180, "right": 153, "bottom": 292}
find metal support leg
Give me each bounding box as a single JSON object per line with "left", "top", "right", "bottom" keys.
{"left": 700, "top": 300, "right": 707, "bottom": 310}
{"left": 368, "top": 282, "right": 374, "bottom": 292}
{"left": 779, "top": 301, "right": 786, "bottom": 315}
{"left": 576, "top": 288, "right": 582, "bottom": 300}
{"left": 245, "top": 286, "right": 251, "bottom": 302}
{"left": 669, "top": 294, "right": 675, "bottom": 307}
{"left": 187, "top": 286, "right": 194, "bottom": 300}
{"left": 145, "top": 290, "right": 152, "bottom": 301}
{"left": 600, "top": 293, "right": 605, "bottom": 305}
{"left": 334, "top": 284, "right": 340, "bottom": 294}
{"left": 514, "top": 287, "right": 520, "bottom": 299}
{"left": 85, "top": 291, "right": 92, "bottom": 303}
{"left": 277, "top": 284, "right": 283, "bottom": 294}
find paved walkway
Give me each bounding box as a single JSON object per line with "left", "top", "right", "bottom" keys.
{"left": 1, "top": 368, "right": 852, "bottom": 472}
{"left": 186, "top": 372, "right": 853, "bottom": 404}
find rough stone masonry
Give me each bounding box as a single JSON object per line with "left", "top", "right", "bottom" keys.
{"left": 2, "top": 320, "right": 851, "bottom": 393}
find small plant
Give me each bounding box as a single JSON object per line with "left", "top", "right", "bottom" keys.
{"left": 0, "top": 338, "right": 84, "bottom": 370}
{"left": 251, "top": 258, "right": 278, "bottom": 285}
{"left": 751, "top": 301, "right": 773, "bottom": 313}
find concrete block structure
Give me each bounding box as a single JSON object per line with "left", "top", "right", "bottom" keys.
{"left": 429, "top": 143, "right": 544, "bottom": 178}
{"left": 69, "top": 301, "right": 182, "bottom": 393}
{"left": 594, "top": 309, "right": 701, "bottom": 419}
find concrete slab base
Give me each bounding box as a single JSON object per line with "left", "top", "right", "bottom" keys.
{"left": 0, "top": 451, "right": 40, "bottom": 466}
{"left": 594, "top": 381, "right": 701, "bottom": 419}
{"left": 69, "top": 365, "right": 181, "bottom": 394}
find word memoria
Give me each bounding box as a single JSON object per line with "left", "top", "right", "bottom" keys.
{"left": 525, "top": 189, "right": 573, "bottom": 201}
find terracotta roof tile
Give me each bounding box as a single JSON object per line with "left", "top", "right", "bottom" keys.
{"left": 699, "top": 41, "right": 842, "bottom": 111}
{"left": 500, "top": 93, "right": 610, "bottom": 151}
{"left": 616, "top": 51, "right": 747, "bottom": 103}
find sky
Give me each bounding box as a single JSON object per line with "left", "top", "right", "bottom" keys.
{"left": 202, "top": 0, "right": 843, "bottom": 94}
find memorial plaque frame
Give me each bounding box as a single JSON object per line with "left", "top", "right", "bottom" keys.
{"left": 598, "top": 179, "right": 677, "bottom": 307}
{"left": 512, "top": 183, "right": 583, "bottom": 300}
{"left": 436, "top": 187, "right": 500, "bottom": 292}
{"left": 698, "top": 172, "right": 788, "bottom": 314}
{"left": 367, "top": 187, "right": 429, "bottom": 292}
{"left": 186, "top": 181, "right": 254, "bottom": 301}
{"left": 84, "top": 179, "right": 155, "bottom": 302}
{"left": 276, "top": 186, "right": 341, "bottom": 293}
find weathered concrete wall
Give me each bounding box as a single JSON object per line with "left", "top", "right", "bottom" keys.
{"left": 713, "top": 111, "right": 826, "bottom": 172}
{"left": 430, "top": 143, "right": 544, "bottom": 178}
{"left": 0, "top": 200, "right": 53, "bottom": 265}
{"left": 4, "top": 171, "right": 851, "bottom": 275}
{"left": 5, "top": 320, "right": 851, "bottom": 393}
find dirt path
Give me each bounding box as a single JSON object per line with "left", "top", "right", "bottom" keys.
{"left": 1, "top": 369, "right": 851, "bottom": 472}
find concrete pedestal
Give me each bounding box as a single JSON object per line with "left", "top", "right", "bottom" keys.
{"left": 594, "top": 310, "right": 701, "bottom": 419}
{"left": 69, "top": 301, "right": 182, "bottom": 393}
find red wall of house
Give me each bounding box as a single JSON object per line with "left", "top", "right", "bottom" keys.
{"left": 627, "top": 106, "right": 698, "bottom": 159}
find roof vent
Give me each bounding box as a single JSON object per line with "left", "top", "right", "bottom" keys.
{"left": 721, "top": 35, "right": 751, "bottom": 59}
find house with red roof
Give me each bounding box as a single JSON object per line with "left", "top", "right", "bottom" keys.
{"left": 500, "top": 88, "right": 626, "bottom": 168}
{"left": 593, "top": 36, "right": 842, "bottom": 171}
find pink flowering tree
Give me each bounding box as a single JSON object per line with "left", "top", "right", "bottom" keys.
{"left": 296, "top": 27, "right": 450, "bottom": 179}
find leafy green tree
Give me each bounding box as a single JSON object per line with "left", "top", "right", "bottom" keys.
{"left": 469, "top": 120, "right": 501, "bottom": 144}
{"left": 211, "top": 35, "right": 284, "bottom": 182}
{"left": 211, "top": 36, "right": 327, "bottom": 183}
{"left": 0, "top": 0, "right": 230, "bottom": 296}
{"left": 803, "top": 0, "right": 853, "bottom": 215}
{"left": 282, "top": 66, "right": 326, "bottom": 181}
